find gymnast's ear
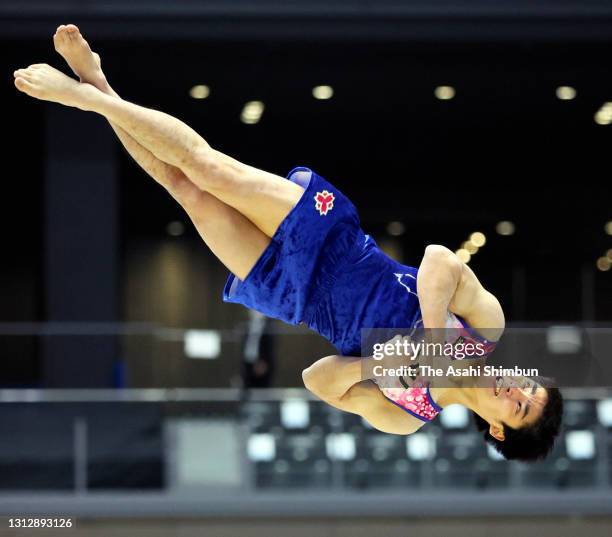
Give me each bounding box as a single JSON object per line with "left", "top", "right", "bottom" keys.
{"left": 489, "top": 423, "right": 505, "bottom": 442}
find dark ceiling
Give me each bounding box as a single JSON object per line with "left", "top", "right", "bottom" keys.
{"left": 2, "top": 35, "right": 612, "bottom": 322}
{"left": 103, "top": 39, "right": 612, "bottom": 238}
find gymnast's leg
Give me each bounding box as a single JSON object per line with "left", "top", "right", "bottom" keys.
{"left": 50, "top": 24, "right": 270, "bottom": 281}
{"left": 14, "top": 46, "right": 304, "bottom": 239}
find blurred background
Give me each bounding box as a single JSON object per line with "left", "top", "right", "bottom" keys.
{"left": 1, "top": 0, "right": 612, "bottom": 535}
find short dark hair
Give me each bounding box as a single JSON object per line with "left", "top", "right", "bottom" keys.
{"left": 472, "top": 387, "right": 564, "bottom": 462}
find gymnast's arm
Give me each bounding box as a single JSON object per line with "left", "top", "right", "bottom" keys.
{"left": 302, "top": 355, "right": 424, "bottom": 435}
{"left": 417, "top": 244, "right": 505, "bottom": 341}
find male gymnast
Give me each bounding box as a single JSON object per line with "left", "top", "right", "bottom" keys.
{"left": 13, "top": 24, "right": 562, "bottom": 462}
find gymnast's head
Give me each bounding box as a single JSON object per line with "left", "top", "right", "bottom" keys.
{"left": 471, "top": 375, "right": 563, "bottom": 462}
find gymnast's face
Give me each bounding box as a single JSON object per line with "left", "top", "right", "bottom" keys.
{"left": 478, "top": 376, "right": 548, "bottom": 439}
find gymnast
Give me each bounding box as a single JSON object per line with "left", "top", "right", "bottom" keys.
{"left": 13, "top": 24, "right": 562, "bottom": 462}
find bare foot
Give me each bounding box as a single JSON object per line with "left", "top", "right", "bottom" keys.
{"left": 53, "top": 24, "right": 109, "bottom": 92}
{"left": 13, "top": 63, "right": 94, "bottom": 109}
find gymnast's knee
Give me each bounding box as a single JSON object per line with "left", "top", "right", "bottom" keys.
{"left": 166, "top": 171, "right": 205, "bottom": 209}
{"left": 181, "top": 146, "right": 224, "bottom": 189}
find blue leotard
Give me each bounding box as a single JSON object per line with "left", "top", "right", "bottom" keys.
{"left": 224, "top": 167, "right": 493, "bottom": 358}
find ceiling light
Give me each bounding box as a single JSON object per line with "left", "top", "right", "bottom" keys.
{"left": 462, "top": 240, "right": 478, "bottom": 255}
{"left": 597, "top": 256, "right": 611, "bottom": 272}
{"left": 496, "top": 220, "right": 515, "bottom": 236}
{"left": 312, "top": 85, "right": 334, "bottom": 100}
{"left": 189, "top": 85, "right": 210, "bottom": 99}
{"left": 595, "top": 103, "right": 612, "bottom": 125}
{"left": 455, "top": 249, "right": 471, "bottom": 263}
{"left": 556, "top": 86, "right": 576, "bottom": 100}
{"left": 469, "top": 231, "right": 486, "bottom": 247}
{"left": 241, "top": 101, "right": 264, "bottom": 124}
{"left": 434, "top": 86, "right": 455, "bottom": 100}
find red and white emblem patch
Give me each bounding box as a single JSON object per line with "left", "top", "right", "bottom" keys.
{"left": 314, "top": 190, "right": 335, "bottom": 216}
